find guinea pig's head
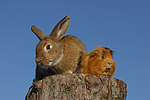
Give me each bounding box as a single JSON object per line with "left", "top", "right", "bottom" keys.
{"left": 89, "top": 46, "right": 115, "bottom": 76}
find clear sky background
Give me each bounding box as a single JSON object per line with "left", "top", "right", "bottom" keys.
{"left": 0, "top": 1, "right": 150, "bottom": 100}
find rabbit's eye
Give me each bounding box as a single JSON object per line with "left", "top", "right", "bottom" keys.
{"left": 46, "top": 45, "right": 50, "bottom": 50}
{"left": 44, "top": 45, "right": 52, "bottom": 51}
{"left": 101, "top": 51, "right": 105, "bottom": 59}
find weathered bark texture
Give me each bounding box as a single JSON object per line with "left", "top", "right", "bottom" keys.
{"left": 25, "top": 74, "right": 127, "bottom": 100}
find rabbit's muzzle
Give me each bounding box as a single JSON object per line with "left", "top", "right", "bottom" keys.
{"left": 36, "top": 58, "right": 53, "bottom": 68}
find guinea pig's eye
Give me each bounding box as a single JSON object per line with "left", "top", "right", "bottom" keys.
{"left": 90, "top": 53, "right": 96, "bottom": 58}
{"left": 101, "top": 51, "right": 105, "bottom": 59}
{"left": 44, "top": 44, "right": 52, "bottom": 51}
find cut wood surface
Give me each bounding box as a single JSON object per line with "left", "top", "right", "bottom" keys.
{"left": 25, "top": 74, "right": 127, "bottom": 100}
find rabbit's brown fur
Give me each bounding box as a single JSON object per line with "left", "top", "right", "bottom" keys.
{"left": 80, "top": 46, "right": 115, "bottom": 76}
{"left": 32, "top": 16, "right": 87, "bottom": 81}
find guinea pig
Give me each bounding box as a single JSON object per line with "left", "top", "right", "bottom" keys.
{"left": 80, "top": 46, "right": 115, "bottom": 76}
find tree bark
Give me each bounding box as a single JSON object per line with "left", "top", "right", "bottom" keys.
{"left": 25, "top": 74, "right": 127, "bottom": 100}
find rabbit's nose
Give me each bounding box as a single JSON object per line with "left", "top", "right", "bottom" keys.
{"left": 36, "top": 59, "right": 42, "bottom": 65}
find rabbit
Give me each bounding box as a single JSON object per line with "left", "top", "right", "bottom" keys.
{"left": 80, "top": 46, "right": 115, "bottom": 76}
{"left": 31, "top": 16, "right": 87, "bottom": 81}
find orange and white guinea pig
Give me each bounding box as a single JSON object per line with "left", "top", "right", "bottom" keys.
{"left": 80, "top": 46, "right": 115, "bottom": 76}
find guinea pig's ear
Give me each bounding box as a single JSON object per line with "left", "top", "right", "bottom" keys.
{"left": 50, "top": 16, "right": 70, "bottom": 41}
{"left": 89, "top": 50, "right": 99, "bottom": 58}
{"left": 31, "top": 25, "right": 46, "bottom": 40}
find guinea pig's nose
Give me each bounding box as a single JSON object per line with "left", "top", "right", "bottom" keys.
{"left": 107, "top": 62, "right": 112, "bottom": 67}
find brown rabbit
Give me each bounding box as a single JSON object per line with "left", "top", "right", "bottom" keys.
{"left": 31, "top": 16, "right": 87, "bottom": 81}
{"left": 80, "top": 46, "right": 115, "bottom": 76}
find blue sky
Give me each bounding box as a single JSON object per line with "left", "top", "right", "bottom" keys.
{"left": 0, "top": 1, "right": 150, "bottom": 100}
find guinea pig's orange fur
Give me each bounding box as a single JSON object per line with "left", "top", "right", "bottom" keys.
{"left": 80, "top": 46, "right": 115, "bottom": 76}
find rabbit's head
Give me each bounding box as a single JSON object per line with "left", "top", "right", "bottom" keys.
{"left": 31, "top": 16, "right": 70, "bottom": 68}
{"left": 80, "top": 46, "right": 115, "bottom": 76}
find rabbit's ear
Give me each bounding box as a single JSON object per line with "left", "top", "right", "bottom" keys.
{"left": 31, "top": 25, "right": 46, "bottom": 40}
{"left": 50, "top": 16, "right": 70, "bottom": 40}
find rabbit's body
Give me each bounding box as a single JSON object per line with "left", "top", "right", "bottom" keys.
{"left": 80, "top": 46, "right": 115, "bottom": 76}
{"left": 32, "top": 16, "right": 87, "bottom": 81}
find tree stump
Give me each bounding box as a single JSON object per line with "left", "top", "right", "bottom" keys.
{"left": 25, "top": 74, "right": 127, "bottom": 100}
